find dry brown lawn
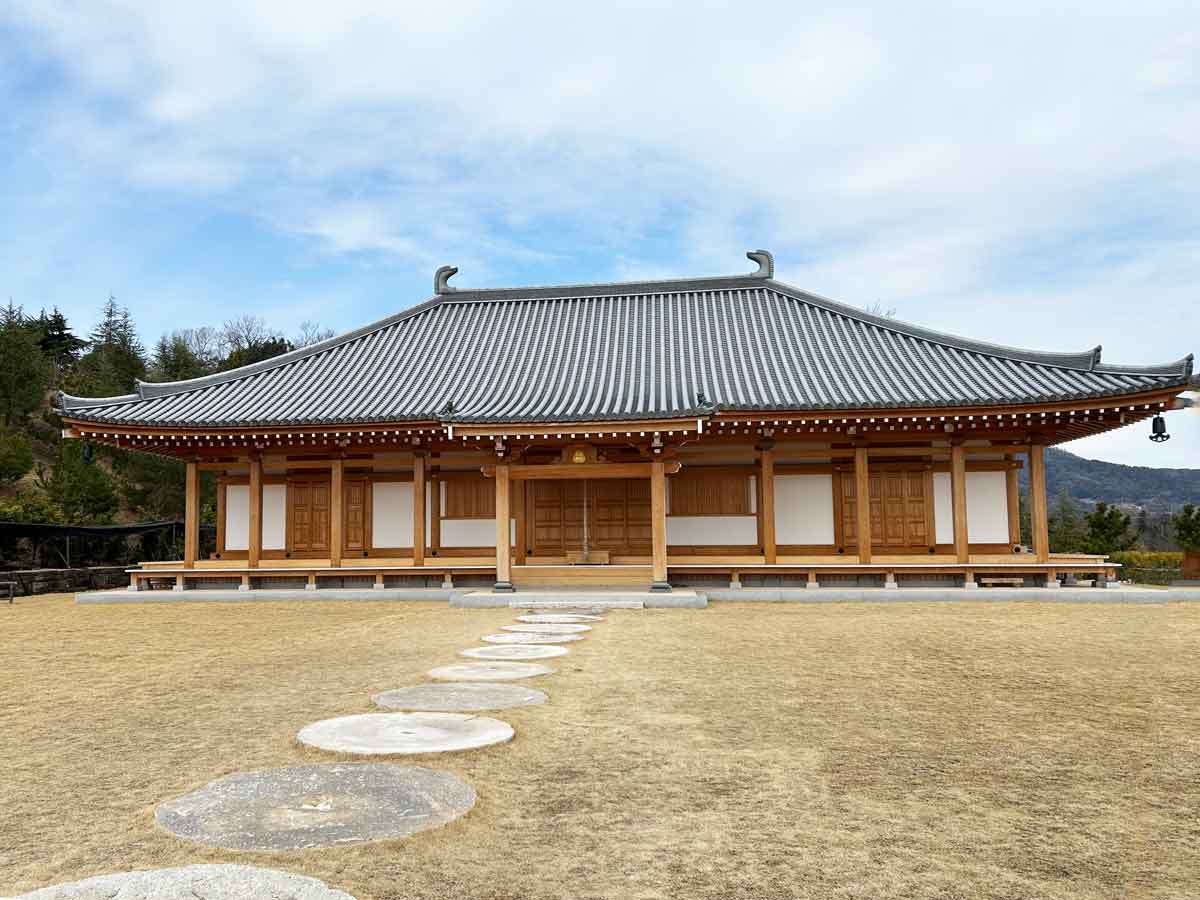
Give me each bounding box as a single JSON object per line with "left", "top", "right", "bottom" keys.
{"left": 2, "top": 595, "right": 1198, "bottom": 900}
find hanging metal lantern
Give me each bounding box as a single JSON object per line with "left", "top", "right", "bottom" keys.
{"left": 1149, "top": 414, "right": 1170, "bottom": 443}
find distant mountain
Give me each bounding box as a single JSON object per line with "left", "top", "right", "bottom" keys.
{"left": 1018, "top": 448, "right": 1200, "bottom": 511}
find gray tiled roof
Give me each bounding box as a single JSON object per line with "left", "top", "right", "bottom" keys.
{"left": 59, "top": 259, "right": 1194, "bottom": 428}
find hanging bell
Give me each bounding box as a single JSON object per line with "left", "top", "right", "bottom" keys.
{"left": 1149, "top": 414, "right": 1170, "bottom": 443}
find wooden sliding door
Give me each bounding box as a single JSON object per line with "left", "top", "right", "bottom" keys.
{"left": 342, "top": 476, "right": 370, "bottom": 553}
{"left": 838, "top": 468, "right": 932, "bottom": 553}
{"left": 288, "top": 476, "right": 331, "bottom": 555}
{"left": 588, "top": 479, "right": 652, "bottom": 554}
{"left": 525, "top": 479, "right": 651, "bottom": 556}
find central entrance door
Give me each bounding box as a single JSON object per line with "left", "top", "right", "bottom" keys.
{"left": 526, "top": 479, "right": 651, "bottom": 557}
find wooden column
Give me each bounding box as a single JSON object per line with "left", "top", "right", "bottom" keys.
{"left": 1029, "top": 442, "right": 1050, "bottom": 562}
{"left": 759, "top": 448, "right": 776, "bottom": 564}
{"left": 650, "top": 460, "right": 669, "bottom": 590}
{"left": 184, "top": 460, "right": 199, "bottom": 568}
{"left": 854, "top": 447, "right": 872, "bottom": 564}
{"left": 950, "top": 443, "right": 969, "bottom": 563}
{"left": 330, "top": 458, "right": 343, "bottom": 567}
{"left": 429, "top": 454, "right": 440, "bottom": 557}
{"left": 248, "top": 455, "right": 262, "bottom": 568}
{"left": 412, "top": 453, "right": 425, "bottom": 566}
{"left": 1005, "top": 455, "right": 1021, "bottom": 546}
{"left": 513, "top": 480, "right": 527, "bottom": 565}
{"left": 494, "top": 462, "right": 513, "bottom": 590}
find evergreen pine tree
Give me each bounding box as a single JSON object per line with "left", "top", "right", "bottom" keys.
{"left": 0, "top": 303, "right": 51, "bottom": 426}
{"left": 1082, "top": 502, "right": 1135, "bottom": 555}
{"left": 1047, "top": 489, "right": 1085, "bottom": 553}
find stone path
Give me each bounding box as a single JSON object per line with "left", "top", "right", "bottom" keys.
{"left": 482, "top": 631, "right": 583, "bottom": 644}
{"left": 428, "top": 660, "right": 556, "bottom": 681}
{"left": 297, "top": 712, "right": 514, "bottom": 755}
{"left": 26, "top": 600, "right": 616, "bottom": 896}
{"left": 459, "top": 644, "right": 569, "bottom": 660}
{"left": 372, "top": 682, "right": 548, "bottom": 711}
{"left": 13, "top": 865, "right": 356, "bottom": 899}
{"left": 155, "top": 763, "right": 475, "bottom": 850}
{"left": 503, "top": 622, "right": 591, "bottom": 634}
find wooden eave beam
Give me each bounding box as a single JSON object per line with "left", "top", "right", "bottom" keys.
{"left": 451, "top": 418, "right": 704, "bottom": 438}
{"left": 482, "top": 461, "right": 683, "bottom": 480}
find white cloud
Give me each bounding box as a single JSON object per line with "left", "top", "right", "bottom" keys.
{"left": 2, "top": 0, "right": 1198, "bottom": 465}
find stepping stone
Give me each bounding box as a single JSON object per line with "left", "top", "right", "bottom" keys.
{"left": 12, "top": 865, "right": 356, "bottom": 899}
{"left": 517, "top": 613, "right": 603, "bottom": 623}
{"left": 503, "top": 623, "right": 591, "bottom": 634}
{"left": 459, "top": 644, "right": 569, "bottom": 660}
{"left": 482, "top": 631, "right": 582, "bottom": 645}
{"left": 429, "top": 661, "right": 555, "bottom": 681}
{"left": 298, "top": 712, "right": 513, "bottom": 755}
{"left": 373, "top": 682, "right": 547, "bottom": 711}
{"left": 155, "top": 763, "right": 474, "bottom": 850}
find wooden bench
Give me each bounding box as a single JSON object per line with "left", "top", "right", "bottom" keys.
{"left": 979, "top": 576, "right": 1025, "bottom": 588}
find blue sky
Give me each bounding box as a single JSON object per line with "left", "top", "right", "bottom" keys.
{"left": 2, "top": 2, "right": 1197, "bottom": 466}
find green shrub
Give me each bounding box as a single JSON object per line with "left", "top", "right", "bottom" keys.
{"left": 1174, "top": 505, "right": 1200, "bottom": 552}
{"left": 1109, "top": 550, "right": 1183, "bottom": 585}
{"left": 0, "top": 430, "right": 34, "bottom": 483}
{"left": 1082, "top": 502, "right": 1135, "bottom": 555}
{"left": 1109, "top": 550, "right": 1183, "bottom": 569}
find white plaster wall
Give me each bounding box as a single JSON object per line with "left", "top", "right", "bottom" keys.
{"left": 224, "top": 485, "right": 249, "bottom": 551}
{"left": 373, "top": 482, "right": 413, "bottom": 547}
{"left": 263, "top": 484, "right": 287, "bottom": 550}
{"left": 933, "top": 472, "right": 953, "bottom": 545}
{"left": 932, "top": 471, "right": 1010, "bottom": 545}
{"left": 664, "top": 474, "right": 757, "bottom": 545}
{"left": 441, "top": 519, "right": 511, "bottom": 548}
{"left": 666, "top": 516, "right": 758, "bottom": 546}
{"left": 774, "top": 474, "right": 835, "bottom": 545}
{"left": 967, "top": 470, "right": 1010, "bottom": 544}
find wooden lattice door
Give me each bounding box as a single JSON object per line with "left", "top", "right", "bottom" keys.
{"left": 526, "top": 478, "right": 651, "bottom": 556}
{"left": 288, "top": 477, "right": 331, "bottom": 555}
{"left": 838, "top": 468, "right": 932, "bottom": 553}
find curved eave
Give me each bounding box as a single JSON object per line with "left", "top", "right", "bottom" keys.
{"left": 765, "top": 279, "right": 1195, "bottom": 377}
{"left": 60, "top": 382, "right": 1189, "bottom": 432}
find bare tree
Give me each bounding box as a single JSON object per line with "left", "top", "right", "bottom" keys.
{"left": 180, "top": 326, "right": 222, "bottom": 370}
{"left": 220, "top": 315, "right": 282, "bottom": 355}
{"left": 295, "top": 320, "right": 336, "bottom": 348}
{"left": 861, "top": 301, "right": 897, "bottom": 318}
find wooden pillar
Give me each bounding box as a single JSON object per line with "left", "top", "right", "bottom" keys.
{"left": 950, "top": 443, "right": 969, "bottom": 563}
{"left": 854, "top": 447, "right": 872, "bottom": 564}
{"left": 513, "top": 479, "right": 527, "bottom": 565}
{"left": 248, "top": 455, "right": 262, "bottom": 568}
{"left": 494, "top": 462, "right": 513, "bottom": 590}
{"left": 330, "top": 458, "right": 343, "bottom": 567}
{"left": 1029, "top": 442, "right": 1050, "bottom": 562}
{"left": 650, "top": 460, "right": 670, "bottom": 590}
{"left": 1005, "top": 455, "right": 1021, "bottom": 546}
{"left": 429, "top": 454, "right": 440, "bottom": 557}
{"left": 184, "top": 460, "right": 199, "bottom": 568}
{"left": 759, "top": 448, "right": 776, "bottom": 564}
{"left": 215, "top": 479, "right": 226, "bottom": 557}
{"left": 412, "top": 453, "right": 425, "bottom": 566}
